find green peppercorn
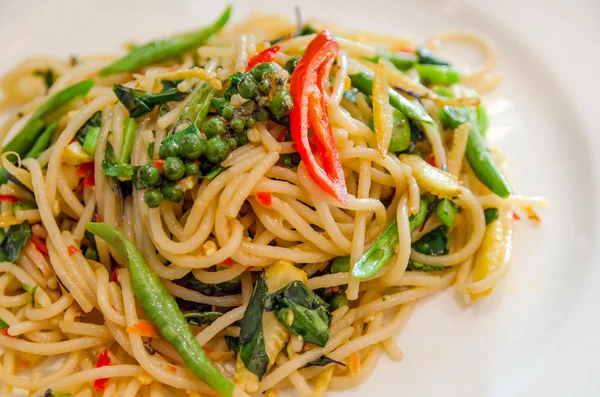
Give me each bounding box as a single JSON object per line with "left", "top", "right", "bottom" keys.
{"left": 239, "top": 100, "right": 256, "bottom": 115}
{"left": 222, "top": 106, "right": 235, "bottom": 120}
{"left": 284, "top": 57, "right": 299, "bottom": 74}
{"left": 236, "top": 131, "right": 249, "bottom": 146}
{"left": 230, "top": 117, "right": 245, "bottom": 133}
{"left": 159, "top": 139, "right": 179, "bottom": 158}
{"left": 161, "top": 182, "right": 184, "bottom": 202}
{"left": 226, "top": 137, "right": 238, "bottom": 151}
{"left": 144, "top": 188, "right": 164, "bottom": 208}
{"left": 204, "top": 117, "right": 226, "bottom": 138}
{"left": 179, "top": 133, "right": 205, "bottom": 160}
{"left": 329, "top": 293, "right": 349, "bottom": 311}
{"left": 258, "top": 79, "right": 271, "bottom": 93}
{"left": 251, "top": 62, "right": 277, "bottom": 81}
{"left": 205, "top": 136, "right": 230, "bottom": 164}
{"left": 269, "top": 89, "right": 293, "bottom": 118}
{"left": 84, "top": 246, "right": 99, "bottom": 261}
{"left": 163, "top": 157, "right": 185, "bottom": 181}
{"left": 184, "top": 160, "right": 200, "bottom": 176}
{"left": 137, "top": 164, "right": 161, "bottom": 187}
{"left": 238, "top": 74, "right": 258, "bottom": 100}
{"left": 255, "top": 108, "right": 268, "bottom": 122}
{"left": 245, "top": 118, "right": 256, "bottom": 129}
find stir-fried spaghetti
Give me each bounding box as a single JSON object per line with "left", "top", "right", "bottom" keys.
{"left": 0, "top": 6, "right": 547, "bottom": 397}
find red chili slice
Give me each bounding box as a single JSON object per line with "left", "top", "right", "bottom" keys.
{"left": 289, "top": 30, "right": 348, "bottom": 205}
{"left": 0, "top": 195, "right": 20, "bottom": 203}
{"left": 93, "top": 349, "right": 111, "bottom": 391}
{"left": 29, "top": 236, "right": 48, "bottom": 255}
{"left": 255, "top": 191, "right": 272, "bottom": 207}
{"left": 246, "top": 46, "right": 281, "bottom": 71}
{"left": 67, "top": 245, "right": 80, "bottom": 256}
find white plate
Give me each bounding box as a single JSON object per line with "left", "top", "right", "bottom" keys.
{"left": 1, "top": 0, "right": 598, "bottom": 396}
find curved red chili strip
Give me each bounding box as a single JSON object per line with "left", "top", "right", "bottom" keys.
{"left": 246, "top": 46, "right": 281, "bottom": 71}
{"left": 289, "top": 30, "right": 348, "bottom": 205}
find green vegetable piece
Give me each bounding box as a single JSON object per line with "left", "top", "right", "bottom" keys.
{"left": 33, "top": 69, "right": 56, "bottom": 91}
{"left": 415, "top": 64, "right": 460, "bottom": 85}
{"left": 258, "top": 78, "right": 272, "bottom": 93}
{"left": 161, "top": 182, "right": 184, "bottom": 202}
{"left": 22, "top": 283, "right": 37, "bottom": 306}
{"left": 365, "top": 50, "right": 417, "bottom": 71}
{"left": 12, "top": 200, "right": 37, "bottom": 215}
{"left": 102, "top": 144, "right": 134, "bottom": 178}
{"left": 254, "top": 108, "right": 268, "bottom": 122}
{"left": 85, "top": 223, "right": 235, "bottom": 397}
{"left": 416, "top": 47, "right": 450, "bottom": 66}
{"left": 269, "top": 89, "right": 293, "bottom": 118}
{"left": 239, "top": 276, "right": 269, "bottom": 378}
{"left": 163, "top": 157, "right": 185, "bottom": 181}
{"left": 251, "top": 62, "right": 277, "bottom": 81}
{"left": 406, "top": 261, "right": 444, "bottom": 272}
{"left": 329, "top": 293, "right": 349, "bottom": 311}
{"left": 466, "top": 124, "right": 511, "bottom": 198}
{"left": 119, "top": 118, "right": 138, "bottom": 163}
{"left": 184, "top": 311, "right": 223, "bottom": 326}
{"left": 202, "top": 164, "right": 228, "bottom": 180}
{"left": 221, "top": 106, "right": 235, "bottom": 120}
{"left": 0, "top": 221, "right": 32, "bottom": 262}
{"left": 438, "top": 105, "right": 470, "bottom": 130}
{"left": 184, "top": 160, "right": 200, "bottom": 176}
{"left": 412, "top": 226, "right": 449, "bottom": 256}
{"left": 205, "top": 137, "right": 230, "bottom": 164}
{"left": 349, "top": 72, "right": 433, "bottom": 124}
{"left": 147, "top": 142, "right": 155, "bottom": 159}
{"left": 173, "top": 84, "right": 215, "bottom": 133}
{"left": 281, "top": 152, "right": 301, "bottom": 168}
{"left": 2, "top": 80, "right": 94, "bottom": 157}
{"left": 265, "top": 281, "right": 332, "bottom": 347}
{"left": 484, "top": 207, "right": 500, "bottom": 225}
{"left": 229, "top": 117, "right": 245, "bottom": 133}
{"left": 0, "top": 318, "right": 8, "bottom": 330}
{"left": 238, "top": 74, "right": 258, "bottom": 100}
{"left": 25, "top": 120, "right": 58, "bottom": 158}
{"left": 179, "top": 133, "right": 205, "bottom": 160}
{"left": 367, "top": 108, "right": 411, "bottom": 152}
{"left": 224, "top": 72, "right": 244, "bottom": 101}
{"left": 84, "top": 246, "right": 99, "bottom": 261}
{"left": 352, "top": 196, "right": 433, "bottom": 279}
{"left": 82, "top": 126, "right": 101, "bottom": 155}
{"left": 436, "top": 198, "right": 458, "bottom": 227}
{"left": 159, "top": 138, "right": 180, "bottom": 158}
{"left": 284, "top": 57, "right": 300, "bottom": 74}
{"left": 114, "top": 81, "right": 185, "bottom": 118}
{"left": 204, "top": 117, "right": 226, "bottom": 138}
{"left": 331, "top": 256, "right": 350, "bottom": 273}
{"left": 476, "top": 103, "right": 489, "bottom": 137}
{"left": 75, "top": 111, "right": 102, "bottom": 146}
{"left": 99, "top": 7, "right": 231, "bottom": 76}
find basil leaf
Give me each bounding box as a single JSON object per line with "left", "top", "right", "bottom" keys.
{"left": 33, "top": 69, "right": 57, "bottom": 91}
{"left": 265, "top": 280, "right": 332, "bottom": 347}
{"left": 0, "top": 221, "right": 32, "bottom": 262}
{"left": 225, "top": 335, "right": 240, "bottom": 357}
{"left": 239, "top": 276, "right": 269, "bottom": 378}
{"left": 175, "top": 273, "right": 240, "bottom": 297}
{"left": 75, "top": 111, "right": 102, "bottom": 145}
{"left": 484, "top": 208, "right": 500, "bottom": 225}
{"left": 202, "top": 165, "right": 228, "bottom": 180}
{"left": 224, "top": 72, "right": 243, "bottom": 100}
{"left": 102, "top": 143, "right": 134, "bottom": 178}
{"left": 113, "top": 80, "right": 185, "bottom": 118}
{"left": 412, "top": 226, "right": 449, "bottom": 257}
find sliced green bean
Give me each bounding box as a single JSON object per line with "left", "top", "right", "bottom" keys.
{"left": 119, "top": 118, "right": 138, "bottom": 164}
{"left": 25, "top": 121, "right": 58, "bottom": 158}
{"left": 476, "top": 103, "right": 489, "bottom": 137}
{"left": 349, "top": 71, "right": 433, "bottom": 124}
{"left": 99, "top": 7, "right": 231, "bottom": 76}
{"left": 364, "top": 50, "right": 417, "bottom": 71}
{"left": 352, "top": 196, "right": 433, "bottom": 279}
{"left": 2, "top": 80, "right": 94, "bottom": 157}
{"left": 415, "top": 64, "right": 460, "bottom": 85}
{"left": 436, "top": 198, "right": 457, "bottom": 227}
{"left": 86, "top": 223, "right": 235, "bottom": 397}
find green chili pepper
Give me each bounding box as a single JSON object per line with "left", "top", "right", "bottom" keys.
{"left": 415, "top": 64, "right": 460, "bottom": 85}
{"left": 466, "top": 123, "right": 511, "bottom": 198}
{"left": 352, "top": 196, "right": 433, "bottom": 279}
{"left": 24, "top": 120, "right": 58, "bottom": 158}
{"left": 2, "top": 80, "right": 94, "bottom": 157}
{"left": 364, "top": 50, "right": 417, "bottom": 71}
{"left": 85, "top": 223, "right": 235, "bottom": 397}
{"left": 349, "top": 71, "right": 433, "bottom": 124}
{"left": 99, "top": 7, "right": 232, "bottom": 76}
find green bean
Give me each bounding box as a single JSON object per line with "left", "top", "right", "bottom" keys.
{"left": 82, "top": 126, "right": 101, "bottom": 155}
{"left": 484, "top": 208, "right": 499, "bottom": 224}
{"left": 24, "top": 121, "right": 58, "bottom": 158}
{"left": 476, "top": 103, "right": 489, "bottom": 137}
{"left": 466, "top": 123, "right": 511, "bottom": 198}
{"left": 2, "top": 80, "right": 94, "bottom": 157}
{"left": 416, "top": 47, "right": 450, "bottom": 66}
{"left": 349, "top": 72, "right": 433, "bottom": 124}
{"left": 173, "top": 84, "right": 216, "bottom": 134}
{"left": 119, "top": 118, "right": 138, "bottom": 164}
{"left": 352, "top": 196, "right": 433, "bottom": 278}
{"left": 436, "top": 198, "right": 457, "bottom": 227}
{"left": 99, "top": 7, "right": 232, "bottom": 76}
{"left": 85, "top": 223, "right": 235, "bottom": 397}
{"left": 415, "top": 64, "right": 460, "bottom": 85}
{"left": 365, "top": 50, "right": 417, "bottom": 71}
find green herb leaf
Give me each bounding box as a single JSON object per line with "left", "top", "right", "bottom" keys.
{"left": 412, "top": 226, "right": 449, "bottom": 256}
{"left": 484, "top": 208, "right": 500, "bottom": 225}
{"left": 183, "top": 311, "right": 223, "bottom": 326}
{"left": 0, "top": 221, "right": 32, "bottom": 262}
{"left": 12, "top": 200, "right": 37, "bottom": 216}
{"left": 0, "top": 318, "right": 8, "bottom": 330}
{"left": 176, "top": 273, "right": 240, "bottom": 296}
{"left": 202, "top": 165, "right": 228, "bottom": 180}
{"left": 147, "top": 142, "right": 155, "bottom": 159}
{"left": 224, "top": 335, "right": 239, "bottom": 357}
{"left": 239, "top": 276, "right": 269, "bottom": 379}
{"left": 102, "top": 143, "right": 134, "bottom": 178}
{"left": 223, "top": 72, "right": 243, "bottom": 101}
{"left": 306, "top": 355, "right": 346, "bottom": 367}
{"left": 33, "top": 69, "right": 57, "bottom": 91}
{"left": 75, "top": 111, "right": 102, "bottom": 145}
{"left": 3, "top": 80, "right": 94, "bottom": 157}
{"left": 265, "top": 280, "right": 332, "bottom": 347}
{"left": 436, "top": 198, "right": 458, "bottom": 227}
{"left": 113, "top": 81, "right": 185, "bottom": 118}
